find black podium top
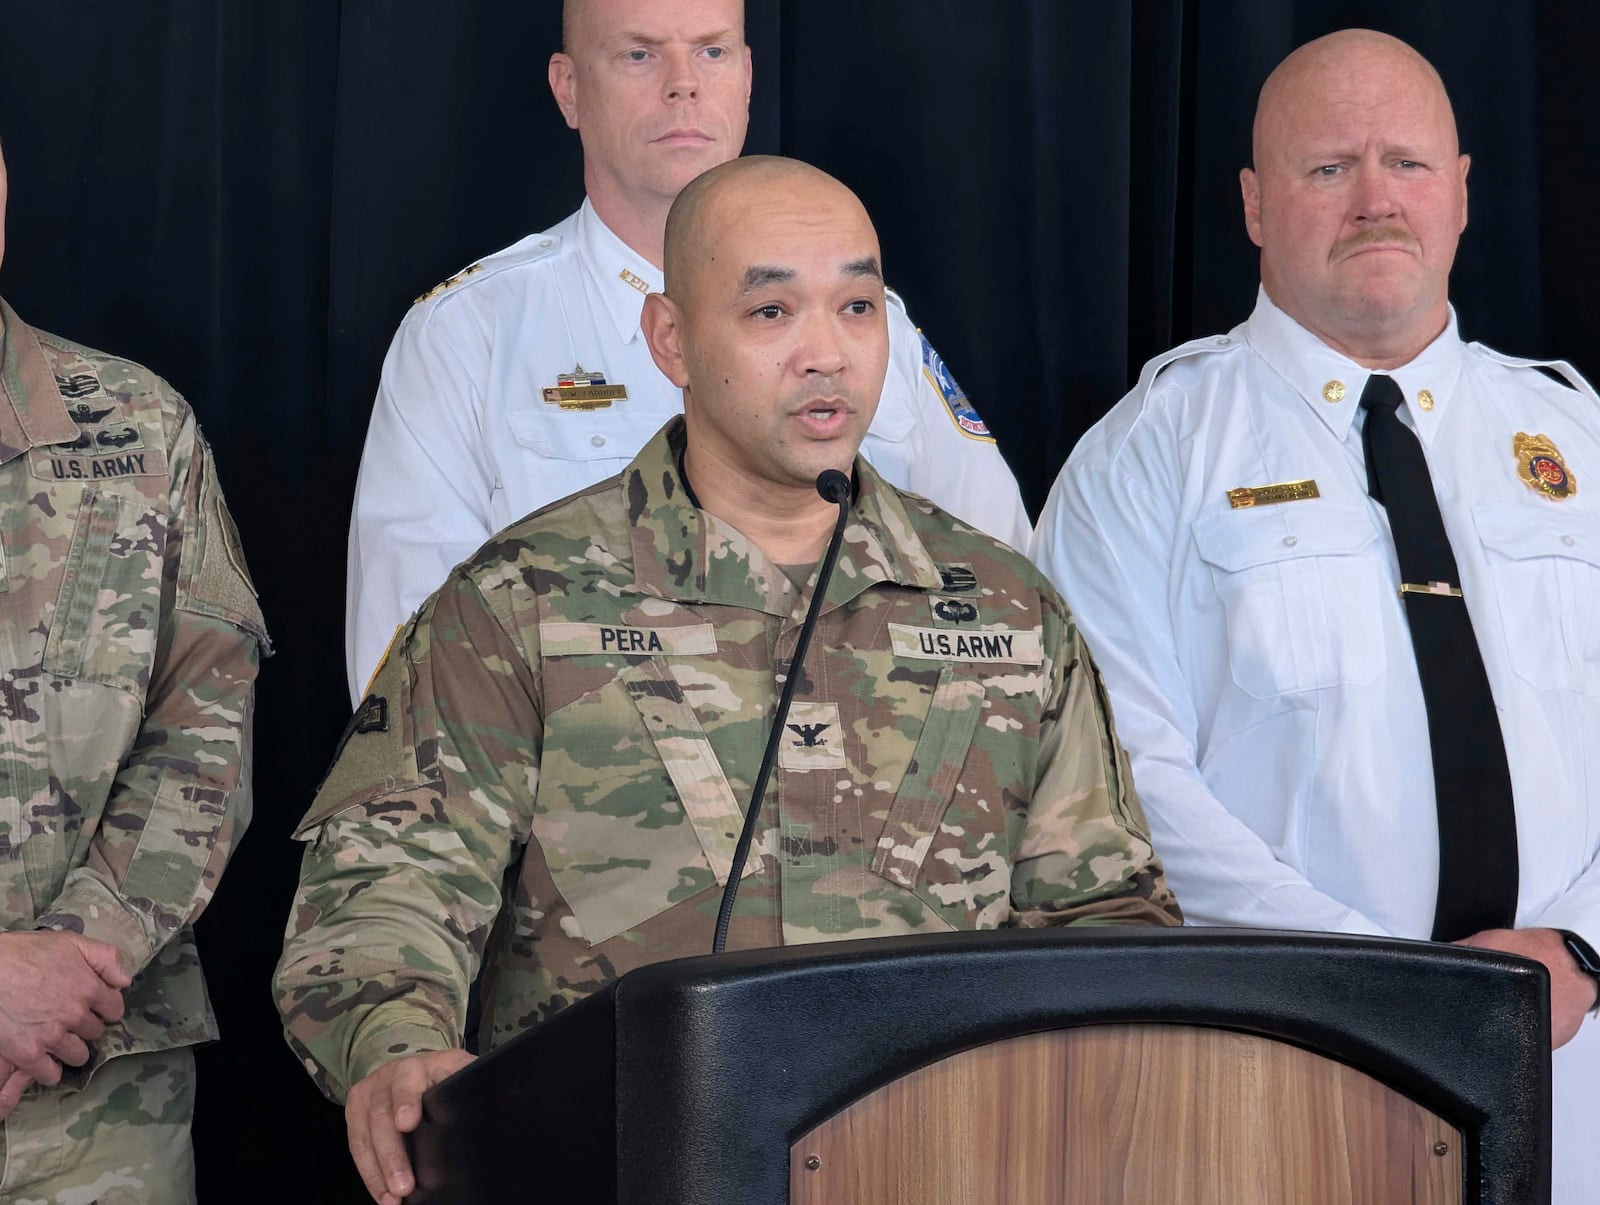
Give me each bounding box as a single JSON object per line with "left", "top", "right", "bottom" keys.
{"left": 410, "top": 926, "right": 1550, "bottom": 1204}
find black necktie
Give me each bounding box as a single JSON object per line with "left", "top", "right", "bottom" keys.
{"left": 1359, "top": 373, "right": 1518, "bottom": 941}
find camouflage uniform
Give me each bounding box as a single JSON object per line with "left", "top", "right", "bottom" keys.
{"left": 276, "top": 417, "right": 1178, "bottom": 1101}
{"left": 0, "top": 299, "right": 266, "bottom": 1202}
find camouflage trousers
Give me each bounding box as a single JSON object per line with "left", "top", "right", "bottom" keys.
{"left": 0, "top": 1048, "right": 194, "bottom": 1204}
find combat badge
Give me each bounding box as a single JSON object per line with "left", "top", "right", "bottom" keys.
{"left": 542, "top": 364, "right": 628, "bottom": 411}
{"left": 55, "top": 373, "right": 106, "bottom": 400}
{"left": 1514, "top": 432, "right": 1576, "bottom": 500}
{"left": 937, "top": 564, "right": 980, "bottom": 594}
{"left": 919, "top": 332, "right": 994, "bottom": 442}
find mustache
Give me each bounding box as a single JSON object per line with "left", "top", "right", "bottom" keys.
{"left": 1333, "top": 225, "right": 1421, "bottom": 257}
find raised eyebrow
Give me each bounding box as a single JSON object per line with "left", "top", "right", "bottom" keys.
{"left": 842, "top": 257, "right": 883, "bottom": 282}
{"left": 737, "top": 265, "right": 796, "bottom": 296}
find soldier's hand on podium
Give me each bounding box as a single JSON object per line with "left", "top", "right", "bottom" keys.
{"left": 346, "top": 1048, "right": 477, "bottom": 1204}
{"left": 1456, "top": 928, "right": 1598, "bottom": 1049}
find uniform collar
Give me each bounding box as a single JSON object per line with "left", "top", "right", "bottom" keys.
{"left": 0, "top": 298, "right": 78, "bottom": 464}
{"left": 1244, "top": 286, "right": 1465, "bottom": 443}
{"left": 575, "top": 198, "right": 663, "bottom": 346}
{"left": 624, "top": 417, "right": 943, "bottom": 620}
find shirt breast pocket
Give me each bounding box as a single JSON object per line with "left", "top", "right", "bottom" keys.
{"left": 1474, "top": 502, "right": 1600, "bottom": 693}
{"left": 42, "top": 487, "right": 164, "bottom": 696}
{"left": 534, "top": 660, "right": 746, "bottom": 948}
{"left": 507, "top": 405, "right": 664, "bottom": 465}
{"left": 868, "top": 665, "right": 1011, "bottom": 930}
{"left": 1192, "top": 503, "right": 1383, "bottom": 699}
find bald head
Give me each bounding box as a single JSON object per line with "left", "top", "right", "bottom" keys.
{"left": 1253, "top": 30, "right": 1458, "bottom": 169}
{"left": 640, "top": 154, "right": 889, "bottom": 508}
{"left": 662, "top": 156, "right": 880, "bottom": 306}
{"left": 1240, "top": 29, "right": 1470, "bottom": 368}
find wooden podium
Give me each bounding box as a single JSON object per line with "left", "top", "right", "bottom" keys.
{"left": 407, "top": 928, "right": 1549, "bottom": 1204}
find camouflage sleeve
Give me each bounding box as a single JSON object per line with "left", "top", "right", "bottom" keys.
{"left": 1008, "top": 591, "right": 1183, "bottom": 928}
{"left": 34, "top": 406, "right": 267, "bottom": 976}
{"left": 274, "top": 571, "right": 540, "bottom": 1102}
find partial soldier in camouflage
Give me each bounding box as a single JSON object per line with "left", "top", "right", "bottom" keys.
{"left": 0, "top": 141, "right": 267, "bottom": 1202}
{"left": 276, "top": 156, "right": 1179, "bottom": 1204}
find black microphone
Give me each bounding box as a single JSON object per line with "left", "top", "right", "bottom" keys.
{"left": 711, "top": 469, "right": 853, "bottom": 954}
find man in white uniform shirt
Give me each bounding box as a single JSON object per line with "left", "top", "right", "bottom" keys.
{"left": 1033, "top": 29, "right": 1600, "bottom": 1199}
{"left": 345, "top": 0, "right": 1031, "bottom": 699}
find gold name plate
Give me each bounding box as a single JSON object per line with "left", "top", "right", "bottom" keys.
{"left": 1226, "top": 479, "right": 1320, "bottom": 509}
{"left": 543, "top": 384, "right": 629, "bottom": 410}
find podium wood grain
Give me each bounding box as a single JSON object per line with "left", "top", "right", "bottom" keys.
{"left": 789, "top": 1024, "right": 1462, "bottom": 1204}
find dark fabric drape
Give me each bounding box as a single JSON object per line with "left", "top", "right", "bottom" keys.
{"left": 0, "top": 1, "right": 1588, "bottom": 1197}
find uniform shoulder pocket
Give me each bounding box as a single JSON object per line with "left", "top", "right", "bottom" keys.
{"left": 294, "top": 639, "right": 431, "bottom": 839}
{"left": 176, "top": 434, "right": 269, "bottom": 649}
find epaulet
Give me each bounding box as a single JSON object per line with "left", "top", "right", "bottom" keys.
{"left": 412, "top": 231, "right": 565, "bottom": 306}
{"left": 1134, "top": 331, "right": 1244, "bottom": 398}
{"left": 1469, "top": 342, "right": 1600, "bottom": 404}
{"left": 884, "top": 286, "right": 909, "bottom": 314}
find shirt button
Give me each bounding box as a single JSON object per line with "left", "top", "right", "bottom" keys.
{"left": 591, "top": 434, "right": 606, "bottom": 448}
{"left": 539, "top": 239, "right": 554, "bottom": 248}
{"left": 1214, "top": 336, "right": 1231, "bottom": 346}
{"left": 1283, "top": 536, "right": 1299, "bottom": 547}
{"left": 1563, "top": 534, "right": 1576, "bottom": 546}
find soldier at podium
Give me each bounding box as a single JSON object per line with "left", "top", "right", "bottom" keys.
{"left": 275, "top": 157, "right": 1181, "bottom": 1205}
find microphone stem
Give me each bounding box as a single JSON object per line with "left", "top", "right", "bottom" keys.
{"left": 711, "top": 496, "right": 852, "bottom": 954}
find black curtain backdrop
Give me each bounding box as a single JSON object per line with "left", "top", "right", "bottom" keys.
{"left": 0, "top": 2, "right": 1592, "bottom": 1198}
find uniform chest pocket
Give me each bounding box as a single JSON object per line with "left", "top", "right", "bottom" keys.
{"left": 1474, "top": 503, "right": 1600, "bottom": 693}
{"left": 42, "top": 488, "right": 165, "bottom": 696}
{"left": 534, "top": 661, "right": 753, "bottom": 947}
{"left": 868, "top": 666, "right": 1011, "bottom": 930}
{"left": 507, "top": 404, "right": 674, "bottom": 464}
{"left": 1192, "top": 504, "right": 1383, "bottom": 699}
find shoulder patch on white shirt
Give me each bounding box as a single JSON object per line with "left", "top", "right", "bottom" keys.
{"left": 411, "top": 232, "right": 565, "bottom": 307}
{"left": 917, "top": 329, "right": 994, "bottom": 443}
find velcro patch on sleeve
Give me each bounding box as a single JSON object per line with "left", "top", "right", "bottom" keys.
{"left": 889, "top": 623, "right": 1043, "bottom": 664}
{"left": 539, "top": 621, "right": 717, "bottom": 656}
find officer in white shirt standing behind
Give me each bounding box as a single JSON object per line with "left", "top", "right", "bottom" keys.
{"left": 345, "top": 0, "right": 1031, "bottom": 700}
{"left": 1033, "top": 29, "right": 1600, "bottom": 1200}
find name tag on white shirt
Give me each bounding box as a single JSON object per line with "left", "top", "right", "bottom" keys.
{"left": 1226, "top": 479, "right": 1321, "bottom": 509}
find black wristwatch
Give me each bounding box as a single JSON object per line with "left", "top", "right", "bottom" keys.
{"left": 1556, "top": 930, "right": 1600, "bottom": 1008}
